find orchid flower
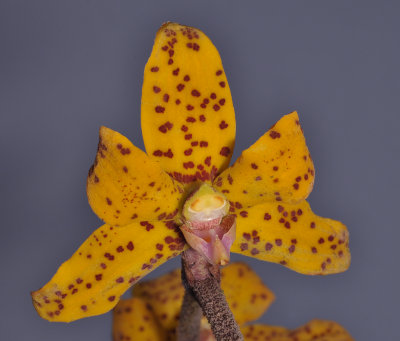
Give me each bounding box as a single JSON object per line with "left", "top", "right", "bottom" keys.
{"left": 112, "top": 262, "right": 354, "bottom": 341}
{"left": 32, "top": 23, "right": 350, "bottom": 323}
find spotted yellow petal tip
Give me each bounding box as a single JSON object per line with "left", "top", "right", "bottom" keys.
{"left": 87, "top": 125, "right": 182, "bottom": 226}
{"left": 31, "top": 220, "right": 185, "bottom": 322}
{"left": 215, "top": 111, "right": 314, "bottom": 207}
{"left": 232, "top": 200, "right": 350, "bottom": 275}
{"left": 142, "top": 22, "right": 236, "bottom": 189}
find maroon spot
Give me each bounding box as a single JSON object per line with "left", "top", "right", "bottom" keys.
{"left": 184, "top": 134, "right": 192, "bottom": 140}
{"left": 289, "top": 245, "right": 295, "bottom": 253}
{"left": 210, "top": 93, "right": 217, "bottom": 99}
{"left": 219, "top": 98, "right": 225, "bottom": 106}
{"left": 177, "top": 84, "right": 185, "bottom": 91}
{"left": 297, "top": 209, "right": 303, "bottom": 215}
{"left": 203, "top": 98, "right": 210, "bottom": 104}
{"left": 310, "top": 222, "right": 316, "bottom": 228}
{"left": 275, "top": 239, "right": 282, "bottom": 246}
{"left": 191, "top": 141, "right": 198, "bottom": 146}
{"left": 184, "top": 148, "right": 193, "bottom": 156}
{"left": 164, "top": 149, "right": 173, "bottom": 158}
{"left": 172, "top": 68, "right": 180, "bottom": 76}
{"left": 162, "top": 45, "right": 168, "bottom": 51}
{"left": 100, "top": 263, "right": 106, "bottom": 269}
{"left": 318, "top": 238, "right": 325, "bottom": 244}
{"left": 251, "top": 163, "right": 258, "bottom": 169}
{"left": 240, "top": 211, "right": 248, "bottom": 218}
{"left": 200, "top": 141, "right": 208, "bottom": 147}
{"left": 328, "top": 235, "right": 335, "bottom": 242}
{"left": 219, "top": 81, "right": 226, "bottom": 88}
{"left": 199, "top": 114, "right": 206, "bottom": 122}
{"left": 265, "top": 243, "right": 273, "bottom": 251}
{"left": 183, "top": 161, "right": 194, "bottom": 169}
{"left": 216, "top": 70, "right": 223, "bottom": 76}
{"left": 126, "top": 241, "right": 134, "bottom": 251}
{"left": 186, "top": 104, "right": 194, "bottom": 111}
{"left": 76, "top": 278, "right": 83, "bottom": 284}
{"left": 293, "top": 183, "right": 299, "bottom": 190}
{"left": 163, "top": 94, "right": 169, "bottom": 102}
{"left": 153, "top": 150, "right": 163, "bottom": 157}
{"left": 95, "top": 274, "right": 102, "bottom": 281}
{"left": 321, "top": 262, "right": 326, "bottom": 270}
{"left": 155, "top": 106, "right": 165, "bottom": 113}
{"left": 311, "top": 247, "right": 317, "bottom": 253}
{"left": 200, "top": 103, "right": 206, "bottom": 108}
{"left": 264, "top": 213, "right": 271, "bottom": 220}
{"left": 269, "top": 131, "right": 281, "bottom": 139}
{"left": 165, "top": 236, "right": 174, "bottom": 244}
{"left": 191, "top": 89, "right": 201, "bottom": 97}
{"left": 220, "top": 147, "right": 231, "bottom": 156}
{"left": 108, "top": 296, "right": 116, "bottom": 302}
{"left": 284, "top": 222, "right": 291, "bottom": 229}
{"left": 338, "top": 250, "right": 344, "bottom": 257}
{"left": 81, "top": 305, "right": 87, "bottom": 311}
{"left": 153, "top": 86, "right": 161, "bottom": 93}
{"left": 106, "top": 198, "right": 112, "bottom": 205}
{"left": 243, "top": 233, "right": 251, "bottom": 241}
{"left": 213, "top": 104, "right": 220, "bottom": 111}
{"left": 116, "top": 277, "right": 124, "bottom": 283}
{"left": 123, "top": 166, "right": 128, "bottom": 173}
{"left": 156, "top": 243, "right": 163, "bottom": 251}
{"left": 116, "top": 246, "right": 124, "bottom": 253}
{"left": 277, "top": 205, "right": 284, "bottom": 212}
{"left": 279, "top": 218, "right": 285, "bottom": 223}
{"left": 181, "top": 125, "right": 188, "bottom": 132}
{"left": 168, "top": 58, "right": 173, "bottom": 65}
{"left": 184, "top": 75, "right": 190, "bottom": 82}
{"left": 251, "top": 248, "right": 259, "bottom": 255}
{"left": 169, "top": 49, "right": 174, "bottom": 57}
{"left": 240, "top": 243, "right": 248, "bottom": 251}
{"left": 186, "top": 116, "right": 196, "bottom": 123}
{"left": 151, "top": 66, "right": 159, "bottom": 72}
{"left": 331, "top": 245, "right": 337, "bottom": 250}
{"left": 219, "top": 120, "right": 228, "bottom": 129}
{"left": 296, "top": 176, "right": 302, "bottom": 182}
{"left": 94, "top": 175, "right": 99, "bottom": 183}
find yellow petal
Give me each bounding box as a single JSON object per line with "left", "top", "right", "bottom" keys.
{"left": 214, "top": 112, "right": 314, "bottom": 207}
{"left": 242, "top": 325, "right": 288, "bottom": 341}
{"left": 221, "top": 262, "right": 275, "bottom": 325}
{"left": 241, "top": 320, "right": 354, "bottom": 341}
{"left": 291, "top": 319, "right": 355, "bottom": 341}
{"left": 31, "top": 221, "right": 186, "bottom": 322}
{"left": 133, "top": 268, "right": 183, "bottom": 331}
{"left": 113, "top": 298, "right": 166, "bottom": 341}
{"left": 133, "top": 262, "right": 274, "bottom": 331}
{"left": 87, "top": 126, "right": 182, "bottom": 226}
{"left": 231, "top": 201, "right": 350, "bottom": 275}
{"left": 141, "top": 23, "right": 236, "bottom": 189}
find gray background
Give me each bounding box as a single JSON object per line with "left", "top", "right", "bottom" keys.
{"left": 1, "top": 1, "right": 399, "bottom": 340}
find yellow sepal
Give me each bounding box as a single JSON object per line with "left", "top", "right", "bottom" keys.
{"left": 242, "top": 320, "right": 354, "bottom": 341}
{"left": 141, "top": 23, "right": 236, "bottom": 189}
{"left": 231, "top": 201, "right": 350, "bottom": 275}
{"left": 87, "top": 126, "right": 182, "bottom": 226}
{"left": 214, "top": 112, "right": 314, "bottom": 207}
{"left": 220, "top": 262, "right": 274, "bottom": 325}
{"left": 113, "top": 298, "right": 166, "bottom": 341}
{"left": 31, "top": 221, "right": 186, "bottom": 322}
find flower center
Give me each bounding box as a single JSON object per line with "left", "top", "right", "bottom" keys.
{"left": 183, "top": 184, "right": 229, "bottom": 227}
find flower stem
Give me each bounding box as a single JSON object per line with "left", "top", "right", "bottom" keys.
{"left": 177, "top": 289, "right": 203, "bottom": 341}
{"left": 179, "top": 248, "right": 244, "bottom": 341}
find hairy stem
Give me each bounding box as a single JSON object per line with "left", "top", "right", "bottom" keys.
{"left": 180, "top": 248, "right": 244, "bottom": 341}
{"left": 177, "top": 289, "right": 203, "bottom": 341}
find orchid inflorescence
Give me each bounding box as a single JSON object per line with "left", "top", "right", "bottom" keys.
{"left": 113, "top": 262, "right": 354, "bottom": 341}
{"left": 31, "top": 22, "right": 350, "bottom": 334}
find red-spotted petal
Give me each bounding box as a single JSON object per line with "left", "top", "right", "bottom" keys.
{"left": 87, "top": 126, "right": 182, "bottom": 226}
{"left": 31, "top": 221, "right": 186, "bottom": 322}
{"left": 231, "top": 201, "right": 350, "bottom": 275}
{"left": 141, "top": 23, "right": 236, "bottom": 189}
{"left": 214, "top": 112, "right": 314, "bottom": 207}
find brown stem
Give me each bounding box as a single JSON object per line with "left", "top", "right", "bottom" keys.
{"left": 180, "top": 248, "right": 244, "bottom": 341}
{"left": 177, "top": 289, "right": 203, "bottom": 341}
